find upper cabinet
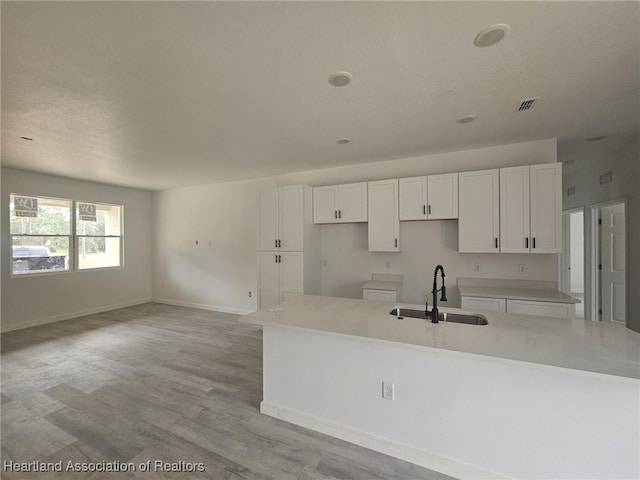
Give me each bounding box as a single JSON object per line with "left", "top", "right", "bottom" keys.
{"left": 313, "top": 182, "right": 367, "bottom": 224}
{"left": 500, "top": 163, "right": 562, "bottom": 254}
{"left": 458, "top": 169, "right": 500, "bottom": 253}
{"left": 258, "top": 185, "right": 306, "bottom": 251}
{"left": 399, "top": 173, "right": 458, "bottom": 220}
{"left": 368, "top": 179, "right": 400, "bottom": 252}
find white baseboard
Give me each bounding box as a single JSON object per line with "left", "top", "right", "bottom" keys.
{"left": 260, "top": 401, "right": 508, "bottom": 480}
{"left": 1, "top": 298, "right": 152, "bottom": 333}
{"left": 151, "top": 297, "right": 254, "bottom": 316}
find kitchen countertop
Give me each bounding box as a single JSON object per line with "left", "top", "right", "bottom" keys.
{"left": 243, "top": 295, "right": 640, "bottom": 379}
{"left": 458, "top": 277, "right": 579, "bottom": 304}
{"left": 362, "top": 280, "right": 401, "bottom": 291}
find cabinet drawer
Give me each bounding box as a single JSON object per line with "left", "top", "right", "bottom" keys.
{"left": 363, "top": 289, "right": 397, "bottom": 302}
{"left": 461, "top": 296, "right": 506, "bottom": 312}
{"left": 506, "top": 299, "right": 575, "bottom": 318}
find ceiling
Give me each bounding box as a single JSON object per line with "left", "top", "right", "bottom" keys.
{"left": 2, "top": 1, "right": 639, "bottom": 191}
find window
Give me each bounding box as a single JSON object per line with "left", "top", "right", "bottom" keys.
{"left": 10, "top": 195, "right": 71, "bottom": 274}
{"left": 9, "top": 194, "right": 124, "bottom": 275}
{"left": 76, "top": 202, "right": 123, "bottom": 270}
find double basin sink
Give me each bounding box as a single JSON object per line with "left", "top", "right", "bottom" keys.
{"left": 389, "top": 308, "right": 488, "bottom": 325}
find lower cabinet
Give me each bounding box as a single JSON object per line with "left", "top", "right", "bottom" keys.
{"left": 461, "top": 296, "right": 506, "bottom": 313}
{"left": 258, "top": 251, "right": 303, "bottom": 310}
{"left": 461, "top": 296, "right": 575, "bottom": 318}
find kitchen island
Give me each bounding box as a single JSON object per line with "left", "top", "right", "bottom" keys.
{"left": 242, "top": 295, "right": 640, "bottom": 479}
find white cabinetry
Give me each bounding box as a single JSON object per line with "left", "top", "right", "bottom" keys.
{"left": 506, "top": 299, "right": 575, "bottom": 319}
{"left": 258, "top": 252, "right": 303, "bottom": 310}
{"left": 458, "top": 169, "right": 500, "bottom": 253}
{"left": 461, "top": 296, "right": 506, "bottom": 312}
{"left": 368, "top": 179, "right": 400, "bottom": 252}
{"left": 257, "top": 185, "right": 319, "bottom": 309}
{"left": 500, "top": 163, "right": 562, "bottom": 254}
{"left": 313, "top": 182, "right": 367, "bottom": 224}
{"left": 399, "top": 173, "right": 458, "bottom": 221}
{"left": 461, "top": 295, "right": 575, "bottom": 318}
{"left": 258, "top": 185, "right": 304, "bottom": 251}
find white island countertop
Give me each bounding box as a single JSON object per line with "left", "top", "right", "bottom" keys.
{"left": 243, "top": 295, "right": 640, "bottom": 379}
{"left": 457, "top": 277, "right": 579, "bottom": 303}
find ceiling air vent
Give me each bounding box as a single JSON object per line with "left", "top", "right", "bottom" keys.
{"left": 515, "top": 97, "right": 539, "bottom": 112}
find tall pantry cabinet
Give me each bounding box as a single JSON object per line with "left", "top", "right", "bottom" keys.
{"left": 257, "top": 185, "right": 320, "bottom": 309}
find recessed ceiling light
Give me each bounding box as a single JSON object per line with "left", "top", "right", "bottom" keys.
{"left": 336, "top": 137, "right": 352, "bottom": 144}
{"left": 328, "top": 71, "right": 353, "bottom": 87}
{"left": 20, "top": 136, "right": 34, "bottom": 141}
{"left": 474, "top": 24, "right": 510, "bottom": 47}
{"left": 456, "top": 115, "right": 475, "bottom": 124}
{"left": 586, "top": 136, "right": 606, "bottom": 142}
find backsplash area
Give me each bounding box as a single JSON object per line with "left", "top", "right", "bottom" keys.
{"left": 318, "top": 220, "right": 558, "bottom": 306}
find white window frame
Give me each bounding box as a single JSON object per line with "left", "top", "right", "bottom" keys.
{"left": 75, "top": 200, "right": 124, "bottom": 271}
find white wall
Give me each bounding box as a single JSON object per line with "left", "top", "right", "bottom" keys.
{"left": 563, "top": 138, "right": 640, "bottom": 332}
{"left": 152, "top": 176, "right": 276, "bottom": 313}
{"left": 1, "top": 168, "right": 153, "bottom": 331}
{"left": 152, "top": 139, "right": 559, "bottom": 310}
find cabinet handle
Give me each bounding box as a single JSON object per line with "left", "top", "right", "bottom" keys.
{"left": 423, "top": 205, "right": 426, "bottom": 215}
{"left": 395, "top": 238, "right": 398, "bottom": 248}
{"left": 278, "top": 239, "right": 281, "bottom": 248}
{"left": 275, "top": 239, "right": 278, "bottom": 248}
{"left": 533, "top": 237, "right": 536, "bottom": 249}
{"left": 428, "top": 205, "right": 431, "bottom": 215}
{"left": 526, "top": 237, "right": 529, "bottom": 248}
{"left": 338, "top": 210, "right": 342, "bottom": 219}
{"left": 335, "top": 210, "right": 338, "bottom": 219}
{"left": 275, "top": 255, "right": 278, "bottom": 263}
{"left": 278, "top": 255, "right": 282, "bottom": 263}
{"left": 495, "top": 238, "right": 498, "bottom": 248}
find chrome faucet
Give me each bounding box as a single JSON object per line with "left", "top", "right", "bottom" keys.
{"left": 429, "top": 264, "right": 448, "bottom": 323}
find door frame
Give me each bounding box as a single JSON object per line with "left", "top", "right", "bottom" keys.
{"left": 559, "top": 207, "right": 585, "bottom": 296}
{"left": 587, "top": 198, "right": 628, "bottom": 324}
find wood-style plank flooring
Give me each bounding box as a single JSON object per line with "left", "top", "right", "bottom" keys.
{"left": 1, "top": 303, "right": 455, "bottom": 479}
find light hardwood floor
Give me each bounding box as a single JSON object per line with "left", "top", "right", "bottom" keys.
{"left": 1, "top": 303, "right": 454, "bottom": 480}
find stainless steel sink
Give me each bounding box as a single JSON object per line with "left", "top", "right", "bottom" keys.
{"left": 389, "top": 308, "right": 488, "bottom": 325}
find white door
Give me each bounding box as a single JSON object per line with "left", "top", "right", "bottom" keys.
{"left": 257, "top": 188, "right": 279, "bottom": 251}
{"left": 500, "top": 166, "right": 530, "bottom": 253}
{"left": 338, "top": 182, "right": 368, "bottom": 222}
{"left": 427, "top": 173, "right": 458, "bottom": 219}
{"left": 399, "top": 176, "right": 427, "bottom": 220}
{"left": 458, "top": 169, "right": 500, "bottom": 253}
{"left": 313, "top": 186, "right": 337, "bottom": 223}
{"left": 258, "top": 252, "right": 280, "bottom": 309}
{"left": 278, "top": 185, "right": 303, "bottom": 251}
{"left": 279, "top": 252, "right": 304, "bottom": 302}
{"left": 368, "top": 179, "right": 399, "bottom": 252}
{"left": 601, "top": 203, "right": 626, "bottom": 323}
{"left": 530, "top": 163, "right": 562, "bottom": 253}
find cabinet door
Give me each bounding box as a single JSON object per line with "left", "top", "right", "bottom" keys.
{"left": 461, "top": 296, "right": 506, "bottom": 312}
{"left": 399, "top": 176, "right": 427, "bottom": 220}
{"left": 279, "top": 185, "right": 304, "bottom": 251}
{"left": 459, "top": 169, "right": 500, "bottom": 253}
{"left": 279, "top": 252, "right": 304, "bottom": 301}
{"left": 313, "top": 186, "right": 338, "bottom": 224}
{"left": 368, "top": 179, "right": 400, "bottom": 252}
{"left": 506, "top": 299, "right": 574, "bottom": 318}
{"left": 530, "top": 163, "right": 562, "bottom": 253}
{"left": 500, "top": 166, "right": 530, "bottom": 253}
{"left": 258, "top": 188, "right": 279, "bottom": 251}
{"left": 338, "top": 183, "right": 368, "bottom": 222}
{"left": 427, "top": 173, "right": 458, "bottom": 219}
{"left": 258, "top": 252, "right": 280, "bottom": 309}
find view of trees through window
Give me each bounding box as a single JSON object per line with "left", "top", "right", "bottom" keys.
{"left": 10, "top": 194, "right": 123, "bottom": 274}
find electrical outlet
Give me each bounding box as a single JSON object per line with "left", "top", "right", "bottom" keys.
{"left": 519, "top": 264, "right": 527, "bottom": 275}
{"left": 248, "top": 291, "right": 252, "bottom": 298}
{"left": 385, "top": 261, "right": 391, "bottom": 269}
{"left": 474, "top": 263, "right": 481, "bottom": 272}
{"left": 382, "top": 381, "right": 394, "bottom": 400}
{"left": 323, "top": 259, "right": 328, "bottom": 267}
